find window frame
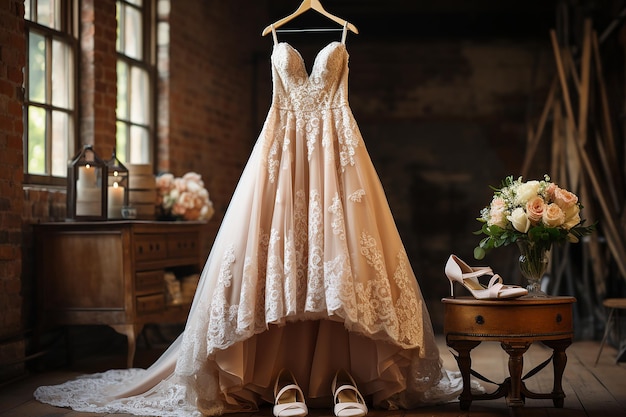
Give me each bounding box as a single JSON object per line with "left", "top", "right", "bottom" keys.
{"left": 23, "top": 0, "right": 79, "bottom": 187}
{"left": 116, "top": 0, "right": 157, "bottom": 166}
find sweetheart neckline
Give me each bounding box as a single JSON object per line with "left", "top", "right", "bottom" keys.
{"left": 272, "top": 41, "right": 347, "bottom": 79}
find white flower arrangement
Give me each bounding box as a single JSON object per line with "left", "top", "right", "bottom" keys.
{"left": 474, "top": 175, "right": 595, "bottom": 259}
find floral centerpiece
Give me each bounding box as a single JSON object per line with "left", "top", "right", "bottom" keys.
{"left": 474, "top": 175, "right": 595, "bottom": 296}
{"left": 156, "top": 172, "right": 215, "bottom": 221}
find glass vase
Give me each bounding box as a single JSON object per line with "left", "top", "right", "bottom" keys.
{"left": 517, "top": 240, "right": 551, "bottom": 297}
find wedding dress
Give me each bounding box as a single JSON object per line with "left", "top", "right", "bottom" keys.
{"left": 34, "top": 25, "right": 463, "bottom": 416}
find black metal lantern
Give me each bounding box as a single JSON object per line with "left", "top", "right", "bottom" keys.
{"left": 66, "top": 145, "right": 107, "bottom": 220}
{"left": 105, "top": 149, "right": 129, "bottom": 219}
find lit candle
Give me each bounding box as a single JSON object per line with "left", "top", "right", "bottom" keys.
{"left": 76, "top": 164, "right": 102, "bottom": 216}
{"left": 107, "top": 181, "right": 125, "bottom": 218}
{"left": 78, "top": 164, "right": 97, "bottom": 187}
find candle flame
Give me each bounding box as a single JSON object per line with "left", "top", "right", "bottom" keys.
{"left": 113, "top": 182, "right": 119, "bottom": 188}
{"left": 85, "top": 164, "right": 91, "bottom": 169}
{"left": 113, "top": 171, "right": 119, "bottom": 176}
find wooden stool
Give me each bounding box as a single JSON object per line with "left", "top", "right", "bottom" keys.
{"left": 442, "top": 296, "right": 575, "bottom": 410}
{"left": 594, "top": 298, "right": 626, "bottom": 365}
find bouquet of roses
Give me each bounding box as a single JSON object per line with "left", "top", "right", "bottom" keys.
{"left": 474, "top": 175, "right": 595, "bottom": 259}
{"left": 156, "top": 172, "right": 215, "bottom": 221}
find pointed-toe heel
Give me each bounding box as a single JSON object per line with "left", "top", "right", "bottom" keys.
{"left": 445, "top": 254, "right": 527, "bottom": 300}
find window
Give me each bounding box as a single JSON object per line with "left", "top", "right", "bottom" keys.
{"left": 116, "top": 0, "right": 155, "bottom": 165}
{"left": 24, "top": 0, "right": 77, "bottom": 184}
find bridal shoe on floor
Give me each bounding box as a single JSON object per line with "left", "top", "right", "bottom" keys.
{"left": 332, "top": 369, "right": 368, "bottom": 417}
{"left": 445, "top": 254, "right": 528, "bottom": 299}
{"left": 273, "top": 369, "right": 308, "bottom": 417}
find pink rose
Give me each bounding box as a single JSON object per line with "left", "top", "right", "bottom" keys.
{"left": 554, "top": 187, "right": 578, "bottom": 209}
{"left": 526, "top": 196, "right": 545, "bottom": 224}
{"left": 545, "top": 183, "right": 557, "bottom": 201}
{"left": 563, "top": 205, "right": 581, "bottom": 229}
{"left": 488, "top": 197, "right": 507, "bottom": 228}
{"left": 542, "top": 203, "right": 565, "bottom": 227}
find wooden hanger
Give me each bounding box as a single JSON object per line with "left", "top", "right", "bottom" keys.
{"left": 261, "top": 0, "right": 359, "bottom": 36}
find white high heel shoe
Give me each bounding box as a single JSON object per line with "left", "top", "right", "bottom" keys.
{"left": 332, "top": 369, "right": 367, "bottom": 417}
{"left": 445, "top": 255, "right": 528, "bottom": 299}
{"left": 273, "top": 369, "right": 308, "bottom": 417}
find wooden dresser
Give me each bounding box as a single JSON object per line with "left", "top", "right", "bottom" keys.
{"left": 34, "top": 220, "right": 206, "bottom": 367}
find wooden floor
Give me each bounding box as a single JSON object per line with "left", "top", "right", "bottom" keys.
{"left": 1, "top": 336, "right": 625, "bottom": 417}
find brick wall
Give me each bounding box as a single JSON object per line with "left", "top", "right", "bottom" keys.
{"left": 80, "top": 0, "right": 118, "bottom": 157}
{"left": 162, "top": 0, "right": 267, "bottom": 254}
{"left": 0, "top": 0, "right": 25, "bottom": 382}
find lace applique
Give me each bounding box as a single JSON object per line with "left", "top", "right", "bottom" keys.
{"left": 208, "top": 246, "right": 238, "bottom": 351}
{"left": 34, "top": 370, "right": 202, "bottom": 417}
{"left": 293, "top": 190, "right": 308, "bottom": 310}
{"left": 328, "top": 193, "right": 346, "bottom": 240}
{"left": 283, "top": 230, "right": 298, "bottom": 315}
{"left": 265, "top": 229, "right": 284, "bottom": 323}
{"left": 356, "top": 231, "right": 422, "bottom": 348}
{"left": 238, "top": 255, "right": 256, "bottom": 331}
{"left": 255, "top": 228, "right": 271, "bottom": 328}
{"left": 268, "top": 138, "right": 280, "bottom": 183}
{"left": 349, "top": 189, "right": 366, "bottom": 202}
{"left": 324, "top": 253, "right": 357, "bottom": 318}
{"left": 305, "top": 190, "right": 326, "bottom": 311}
{"left": 335, "top": 110, "right": 360, "bottom": 170}
{"left": 391, "top": 249, "right": 423, "bottom": 346}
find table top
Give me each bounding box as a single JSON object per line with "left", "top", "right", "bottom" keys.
{"left": 442, "top": 296, "right": 576, "bottom": 307}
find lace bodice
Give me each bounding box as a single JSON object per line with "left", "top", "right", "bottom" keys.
{"left": 271, "top": 42, "right": 349, "bottom": 111}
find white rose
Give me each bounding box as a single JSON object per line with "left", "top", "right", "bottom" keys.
{"left": 515, "top": 180, "right": 540, "bottom": 205}
{"left": 508, "top": 207, "right": 530, "bottom": 233}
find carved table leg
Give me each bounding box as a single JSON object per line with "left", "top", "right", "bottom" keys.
{"left": 110, "top": 324, "right": 144, "bottom": 368}
{"left": 542, "top": 338, "right": 572, "bottom": 408}
{"left": 502, "top": 341, "right": 531, "bottom": 407}
{"left": 447, "top": 339, "right": 481, "bottom": 410}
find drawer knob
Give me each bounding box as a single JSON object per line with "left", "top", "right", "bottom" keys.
{"left": 556, "top": 313, "right": 562, "bottom": 323}
{"left": 475, "top": 315, "right": 485, "bottom": 325}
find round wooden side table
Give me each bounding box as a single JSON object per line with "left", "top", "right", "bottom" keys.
{"left": 442, "top": 296, "right": 576, "bottom": 410}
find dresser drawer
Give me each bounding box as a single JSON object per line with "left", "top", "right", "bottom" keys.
{"left": 135, "top": 234, "right": 167, "bottom": 261}
{"left": 167, "top": 233, "right": 198, "bottom": 259}
{"left": 135, "top": 270, "right": 164, "bottom": 294}
{"left": 136, "top": 293, "right": 165, "bottom": 314}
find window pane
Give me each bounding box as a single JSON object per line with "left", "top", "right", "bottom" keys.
{"left": 51, "top": 110, "right": 71, "bottom": 177}
{"left": 130, "top": 66, "right": 149, "bottom": 124}
{"left": 130, "top": 125, "right": 150, "bottom": 164}
{"left": 116, "top": 2, "right": 122, "bottom": 52}
{"left": 124, "top": 5, "right": 143, "bottom": 60}
{"left": 28, "top": 106, "right": 46, "bottom": 174}
{"left": 116, "top": 121, "right": 128, "bottom": 163}
{"left": 117, "top": 60, "right": 129, "bottom": 119}
{"left": 127, "top": 0, "right": 143, "bottom": 6}
{"left": 29, "top": 32, "right": 46, "bottom": 103}
{"left": 37, "top": 0, "right": 61, "bottom": 30}
{"left": 52, "top": 39, "right": 73, "bottom": 109}
{"left": 25, "top": 1, "right": 31, "bottom": 20}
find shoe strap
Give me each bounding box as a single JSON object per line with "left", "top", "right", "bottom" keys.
{"left": 487, "top": 274, "right": 503, "bottom": 288}
{"left": 275, "top": 384, "right": 304, "bottom": 404}
{"left": 462, "top": 266, "right": 493, "bottom": 279}
{"left": 486, "top": 274, "right": 504, "bottom": 298}
{"left": 333, "top": 384, "right": 366, "bottom": 405}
